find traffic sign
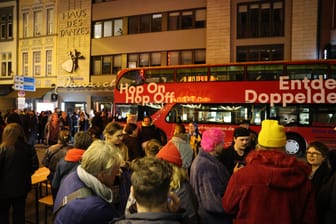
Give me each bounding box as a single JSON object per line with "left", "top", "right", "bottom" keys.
{"left": 13, "top": 76, "right": 36, "bottom": 92}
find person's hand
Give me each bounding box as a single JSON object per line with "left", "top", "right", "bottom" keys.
{"left": 167, "top": 191, "right": 180, "bottom": 213}
{"left": 233, "top": 161, "right": 245, "bottom": 173}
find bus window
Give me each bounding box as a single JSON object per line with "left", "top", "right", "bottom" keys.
{"left": 298, "top": 106, "right": 310, "bottom": 125}
{"left": 286, "top": 64, "right": 328, "bottom": 80}
{"left": 247, "top": 64, "right": 283, "bottom": 80}
{"left": 117, "top": 70, "right": 144, "bottom": 90}
{"left": 177, "top": 67, "right": 208, "bottom": 82}
{"left": 210, "top": 65, "right": 244, "bottom": 81}
{"left": 276, "top": 105, "right": 298, "bottom": 126}
{"left": 312, "top": 106, "right": 336, "bottom": 127}
{"left": 330, "top": 65, "right": 336, "bottom": 79}
{"left": 145, "top": 68, "right": 175, "bottom": 83}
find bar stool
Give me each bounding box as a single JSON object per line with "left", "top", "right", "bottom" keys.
{"left": 38, "top": 195, "right": 54, "bottom": 224}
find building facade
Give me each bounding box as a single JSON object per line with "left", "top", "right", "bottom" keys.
{"left": 0, "top": 0, "right": 334, "bottom": 114}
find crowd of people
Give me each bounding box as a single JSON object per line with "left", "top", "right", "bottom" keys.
{"left": 0, "top": 108, "right": 335, "bottom": 224}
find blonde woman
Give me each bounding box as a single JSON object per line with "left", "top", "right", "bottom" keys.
{"left": 103, "top": 122, "right": 129, "bottom": 163}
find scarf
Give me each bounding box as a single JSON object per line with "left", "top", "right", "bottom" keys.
{"left": 77, "top": 165, "right": 113, "bottom": 203}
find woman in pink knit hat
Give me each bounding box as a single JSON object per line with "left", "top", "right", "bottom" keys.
{"left": 190, "top": 128, "right": 232, "bottom": 224}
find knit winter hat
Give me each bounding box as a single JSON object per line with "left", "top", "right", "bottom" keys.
{"left": 233, "top": 127, "right": 250, "bottom": 138}
{"left": 156, "top": 140, "right": 193, "bottom": 169}
{"left": 258, "top": 120, "right": 286, "bottom": 148}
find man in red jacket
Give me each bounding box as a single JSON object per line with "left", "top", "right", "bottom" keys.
{"left": 222, "top": 119, "right": 317, "bottom": 224}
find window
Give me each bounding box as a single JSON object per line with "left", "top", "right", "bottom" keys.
{"left": 168, "top": 12, "right": 180, "bottom": 30}
{"left": 195, "top": 50, "right": 206, "bottom": 64}
{"left": 46, "top": 50, "right": 52, "bottom": 76}
{"left": 33, "top": 51, "right": 41, "bottom": 76}
{"left": 93, "top": 21, "right": 102, "bottom": 38}
{"left": 93, "top": 19, "right": 123, "bottom": 38}
{"left": 151, "top": 52, "right": 161, "bottom": 66}
{"left": 91, "top": 55, "right": 122, "bottom": 75}
{"left": 139, "top": 53, "right": 149, "bottom": 67}
{"left": 181, "top": 51, "right": 192, "bottom": 65}
{"left": 92, "top": 57, "right": 102, "bottom": 75}
{"left": 237, "top": 0, "right": 284, "bottom": 38}
{"left": 152, "top": 14, "right": 162, "bottom": 32}
{"left": 114, "top": 19, "right": 123, "bottom": 36}
{"left": 104, "top": 21, "right": 112, "bottom": 37}
{"left": 168, "top": 9, "right": 206, "bottom": 31}
{"left": 47, "top": 8, "right": 54, "bottom": 35}
{"left": 0, "top": 7, "right": 13, "bottom": 40}
{"left": 1, "top": 52, "right": 12, "bottom": 77}
{"left": 195, "top": 9, "right": 206, "bottom": 28}
{"left": 22, "top": 52, "right": 28, "bottom": 76}
{"left": 140, "top": 14, "right": 151, "bottom": 33}
{"left": 102, "top": 56, "right": 112, "bottom": 74}
{"left": 127, "top": 52, "right": 162, "bottom": 67}
{"left": 237, "top": 45, "right": 284, "bottom": 62}
{"left": 128, "top": 13, "right": 163, "bottom": 34}
{"left": 23, "top": 12, "right": 29, "bottom": 37}
{"left": 34, "top": 11, "right": 42, "bottom": 36}
{"left": 181, "top": 11, "right": 193, "bottom": 29}
{"left": 168, "top": 51, "right": 179, "bottom": 65}
{"left": 168, "top": 49, "right": 206, "bottom": 65}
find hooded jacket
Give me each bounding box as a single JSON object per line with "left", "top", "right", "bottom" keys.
{"left": 52, "top": 148, "right": 85, "bottom": 198}
{"left": 222, "top": 150, "right": 317, "bottom": 224}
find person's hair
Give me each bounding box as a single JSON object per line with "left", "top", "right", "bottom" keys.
{"left": 74, "top": 131, "right": 93, "bottom": 149}
{"left": 170, "top": 163, "right": 189, "bottom": 191}
{"left": 145, "top": 139, "right": 162, "bottom": 157}
{"left": 201, "top": 128, "right": 224, "bottom": 152}
{"left": 124, "top": 123, "right": 138, "bottom": 135}
{"left": 87, "top": 126, "right": 101, "bottom": 139}
{"left": 173, "top": 123, "right": 186, "bottom": 136}
{"left": 131, "top": 157, "right": 172, "bottom": 208}
{"left": 307, "top": 141, "right": 329, "bottom": 158}
{"left": 58, "top": 129, "right": 70, "bottom": 145}
{"left": 189, "top": 122, "right": 199, "bottom": 136}
{"left": 81, "top": 140, "right": 122, "bottom": 176}
{"left": 1, "top": 123, "right": 25, "bottom": 148}
{"left": 143, "top": 116, "right": 152, "bottom": 122}
{"left": 103, "top": 122, "right": 123, "bottom": 136}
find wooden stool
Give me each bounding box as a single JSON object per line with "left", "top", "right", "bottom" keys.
{"left": 38, "top": 195, "right": 54, "bottom": 224}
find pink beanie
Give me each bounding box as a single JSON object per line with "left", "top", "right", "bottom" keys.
{"left": 201, "top": 128, "right": 224, "bottom": 152}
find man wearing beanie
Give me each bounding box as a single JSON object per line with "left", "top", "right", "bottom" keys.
{"left": 222, "top": 119, "right": 317, "bottom": 224}
{"left": 217, "top": 127, "right": 252, "bottom": 175}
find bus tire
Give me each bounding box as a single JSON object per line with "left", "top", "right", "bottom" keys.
{"left": 285, "top": 133, "right": 306, "bottom": 157}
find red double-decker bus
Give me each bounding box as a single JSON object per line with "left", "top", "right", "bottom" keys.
{"left": 113, "top": 60, "right": 336, "bottom": 157}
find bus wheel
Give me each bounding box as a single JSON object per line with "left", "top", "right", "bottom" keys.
{"left": 285, "top": 133, "right": 306, "bottom": 157}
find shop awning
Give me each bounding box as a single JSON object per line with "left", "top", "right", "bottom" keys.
{"left": 5, "top": 88, "right": 53, "bottom": 98}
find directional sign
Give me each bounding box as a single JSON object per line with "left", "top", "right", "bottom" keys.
{"left": 13, "top": 76, "right": 36, "bottom": 92}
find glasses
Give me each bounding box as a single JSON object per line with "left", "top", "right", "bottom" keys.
{"left": 306, "top": 152, "right": 322, "bottom": 156}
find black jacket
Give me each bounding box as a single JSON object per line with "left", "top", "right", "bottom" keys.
{"left": 0, "top": 141, "right": 39, "bottom": 198}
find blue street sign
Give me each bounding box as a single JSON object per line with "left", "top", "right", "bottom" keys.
{"left": 23, "top": 85, "right": 35, "bottom": 91}
{"left": 13, "top": 76, "right": 36, "bottom": 92}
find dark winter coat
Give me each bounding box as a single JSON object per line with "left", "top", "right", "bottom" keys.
{"left": 0, "top": 141, "right": 38, "bottom": 198}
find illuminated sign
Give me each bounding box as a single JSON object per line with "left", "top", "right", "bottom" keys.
{"left": 245, "top": 76, "right": 336, "bottom": 106}
{"left": 117, "top": 76, "right": 336, "bottom": 106}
